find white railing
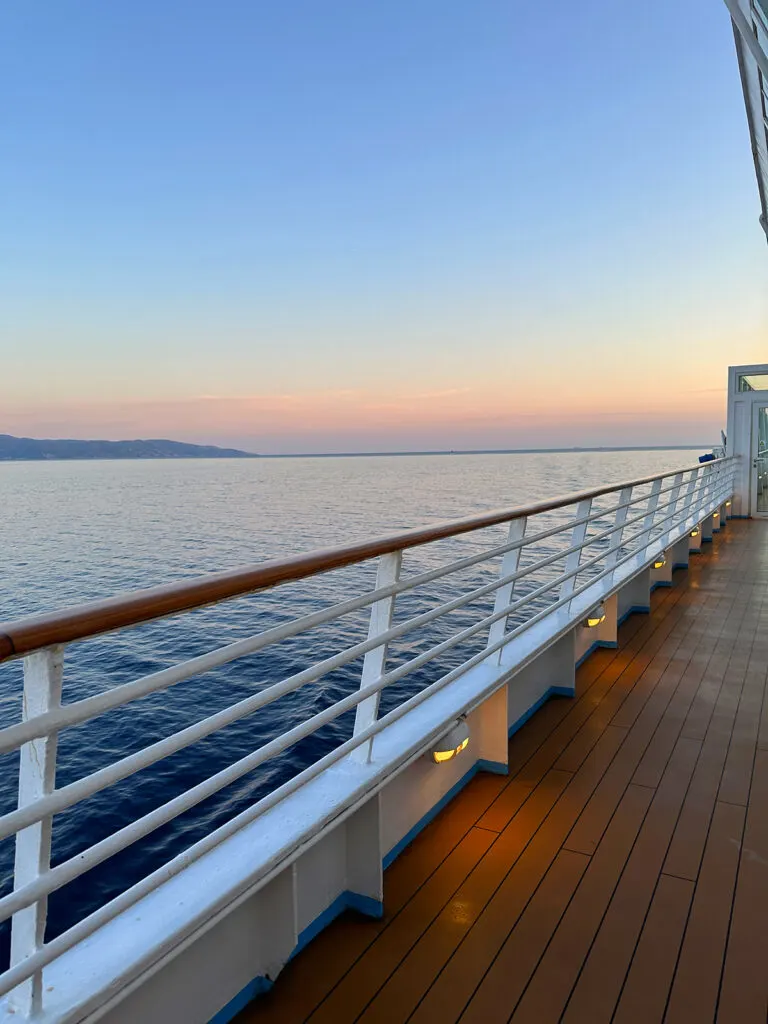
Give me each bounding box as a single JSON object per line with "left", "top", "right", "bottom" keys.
{"left": 0, "top": 456, "right": 737, "bottom": 1014}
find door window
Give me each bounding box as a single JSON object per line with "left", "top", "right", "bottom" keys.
{"left": 757, "top": 407, "right": 768, "bottom": 513}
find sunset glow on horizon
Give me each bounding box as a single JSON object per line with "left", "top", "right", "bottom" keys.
{"left": 2, "top": 0, "right": 767, "bottom": 454}
{"left": 1, "top": 376, "right": 739, "bottom": 454}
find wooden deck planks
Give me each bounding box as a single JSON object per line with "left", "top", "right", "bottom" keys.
{"left": 455, "top": 849, "right": 591, "bottom": 1024}
{"left": 556, "top": 735, "right": 702, "bottom": 1024}
{"left": 237, "top": 519, "right": 768, "bottom": 1024}
{"left": 503, "top": 782, "right": 653, "bottom": 1024}
{"left": 717, "top": 748, "right": 768, "bottom": 1023}
{"left": 407, "top": 727, "right": 629, "bottom": 1024}
{"left": 563, "top": 591, "right": 726, "bottom": 857}
{"left": 349, "top": 771, "right": 574, "bottom": 1024}
{"left": 666, "top": 800, "right": 746, "bottom": 1023}
{"left": 246, "top": 775, "right": 506, "bottom": 1023}
{"left": 612, "top": 873, "right": 694, "bottom": 1024}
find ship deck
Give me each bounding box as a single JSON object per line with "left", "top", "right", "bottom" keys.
{"left": 237, "top": 518, "right": 768, "bottom": 1024}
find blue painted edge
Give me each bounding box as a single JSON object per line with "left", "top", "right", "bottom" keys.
{"left": 209, "top": 976, "right": 273, "bottom": 1024}
{"left": 575, "top": 642, "right": 598, "bottom": 668}
{"left": 506, "top": 683, "right": 576, "bottom": 736}
{"left": 382, "top": 760, "right": 481, "bottom": 869}
{"left": 702, "top": 536, "right": 713, "bottom": 544}
{"left": 210, "top": 681, "right": 589, "bottom": 1021}
{"left": 689, "top": 548, "right": 703, "bottom": 556}
{"left": 650, "top": 581, "right": 672, "bottom": 592}
{"left": 575, "top": 640, "right": 617, "bottom": 668}
{"left": 381, "top": 756, "right": 506, "bottom": 871}
{"left": 475, "top": 757, "right": 509, "bottom": 775}
{"left": 383, "top": 682, "right": 579, "bottom": 873}
{"left": 293, "top": 890, "right": 383, "bottom": 956}
{"left": 672, "top": 562, "right": 688, "bottom": 571}
{"left": 210, "top": 889, "right": 384, "bottom": 1023}
{"left": 617, "top": 605, "right": 651, "bottom": 627}
{"left": 294, "top": 891, "right": 383, "bottom": 952}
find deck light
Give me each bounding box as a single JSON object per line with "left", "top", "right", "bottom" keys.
{"left": 653, "top": 553, "right": 667, "bottom": 570}
{"left": 726, "top": 500, "right": 732, "bottom": 507}
{"left": 713, "top": 511, "right": 719, "bottom": 519}
{"left": 430, "top": 719, "right": 469, "bottom": 764}
{"left": 584, "top": 604, "right": 606, "bottom": 628}
{"left": 690, "top": 527, "right": 700, "bottom": 538}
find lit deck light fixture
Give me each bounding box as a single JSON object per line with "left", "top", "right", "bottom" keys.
{"left": 691, "top": 527, "right": 700, "bottom": 538}
{"left": 726, "top": 500, "right": 732, "bottom": 507}
{"left": 713, "top": 511, "right": 720, "bottom": 519}
{"left": 584, "top": 603, "right": 606, "bottom": 628}
{"left": 430, "top": 719, "right": 469, "bottom": 764}
{"left": 653, "top": 552, "right": 667, "bottom": 570}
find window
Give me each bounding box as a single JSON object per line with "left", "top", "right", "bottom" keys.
{"left": 738, "top": 373, "right": 768, "bottom": 391}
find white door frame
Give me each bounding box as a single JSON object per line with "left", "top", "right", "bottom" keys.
{"left": 750, "top": 402, "right": 768, "bottom": 518}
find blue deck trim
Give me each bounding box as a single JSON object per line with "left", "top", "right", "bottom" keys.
{"left": 211, "top": 889, "right": 384, "bottom": 1022}
{"left": 617, "top": 605, "right": 650, "bottom": 627}
{"left": 475, "top": 757, "right": 509, "bottom": 775}
{"left": 293, "top": 890, "right": 383, "bottom": 955}
{"left": 383, "top": 693, "right": 576, "bottom": 873}
{"left": 209, "top": 977, "right": 273, "bottom": 1024}
{"left": 382, "top": 760, "right": 482, "bottom": 869}
{"left": 702, "top": 536, "right": 713, "bottom": 544}
{"left": 672, "top": 562, "right": 688, "bottom": 571}
{"left": 507, "top": 683, "right": 575, "bottom": 735}
{"left": 575, "top": 640, "right": 617, "bottom": 669}
{"left": 650, "top": 580, "right": 672, "bottom": 592}
{"left": 210, "top": 681, "right": 585, "bottom": 1021}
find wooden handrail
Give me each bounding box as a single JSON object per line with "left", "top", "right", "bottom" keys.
{"left": 0, "top": 459, "right": 727, "bottom": 663}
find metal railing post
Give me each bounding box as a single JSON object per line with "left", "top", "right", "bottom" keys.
{"left": 487, "top": 517, "right": 527, "bottom": 665}
{"left": 10, "top": 647, "right": 64, "bottom": 1017}
{"left": 693, "top": 465, "right": 713, "bottom": 521}
{"left": 667, "top": 472, "right": 684, "bottom": 526}
{"left": 680, "top": 470, "right": 699, "bottom": 524}
{"left": 559, "top": 498, "right": 593, "bottom": 609}
{"left": 640, "top": 478, "right": 663, "bottom": 559}
{"left": 607, "top": 487, "right": 632, "bottom": 582}
{"left": 655, "top": 471, "right": 684, "bottom": 552}
{"left": 351, "top": 551, "right": 402, "bottom": 763}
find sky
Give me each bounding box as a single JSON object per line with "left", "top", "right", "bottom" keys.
{"left": 2, "top": 0, "right": 767, "bottom": 454}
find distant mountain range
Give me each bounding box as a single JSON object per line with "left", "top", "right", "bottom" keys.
{"left": 0, "top": 434, "right": 709, "bottom": 462}
{"left": 0, "top": 434, "right": 257, "bottom": 461}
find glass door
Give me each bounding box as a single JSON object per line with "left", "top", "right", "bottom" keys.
{"left": 752, "top": 406, "right": 768, "bottom": 517}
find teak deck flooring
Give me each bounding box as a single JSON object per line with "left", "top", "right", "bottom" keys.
{"left": 237, "top": 519, "right": 768, "bottom": 1024}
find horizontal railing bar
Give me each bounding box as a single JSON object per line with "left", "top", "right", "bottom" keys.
{"left": 0, "top": 510, "right": 594, "bottom": 754}
{"left": 0, "top": 465, "right": 730, "bottom": 767}
{"left": 0, "top": 476, "right": 734, "bottom": 996}
{"left": 0, "top": 606, "right": 522, "bottom": 999}
{"left": 0, "top": 501, "right": 648, "bottom": 831}
{"left": 0, "top": 536, "right": 569, "bottom": 835}
{"left": 0, "top": 474, "right": 730, "bottom": 870}
{"left": 0, "top": 460, "right": 733, "bottom": 662}
{"left": 0, "top": 474, "right": 698, "bottom": 755}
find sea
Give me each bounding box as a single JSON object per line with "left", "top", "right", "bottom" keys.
{"left": 0, "top": 449, "right": 703, "bottom": 966}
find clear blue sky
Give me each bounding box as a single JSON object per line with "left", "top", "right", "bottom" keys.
{"left": 2, "top": 0, "right": 766, "bottom": 452}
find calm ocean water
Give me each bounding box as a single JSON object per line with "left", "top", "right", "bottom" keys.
{"left": 0, "top": 449, "right": 703, "bottom": 964}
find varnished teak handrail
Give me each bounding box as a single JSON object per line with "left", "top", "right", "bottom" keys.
{"left": 0, "top": 459, "right": 725, "bottom": 663}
